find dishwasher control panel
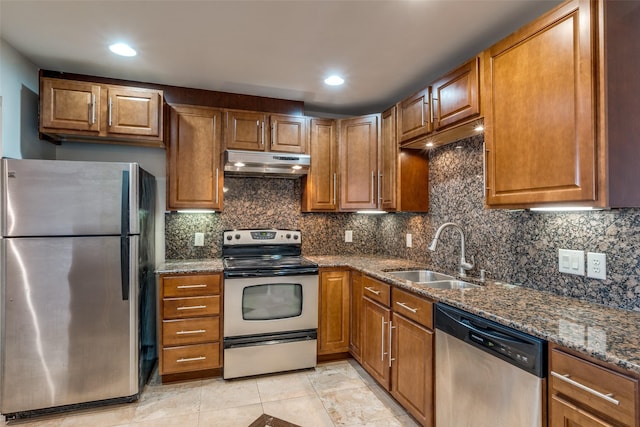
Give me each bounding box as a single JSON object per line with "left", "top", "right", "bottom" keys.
{"left": 435, "top": 303, "right": 547, "bottom": 377}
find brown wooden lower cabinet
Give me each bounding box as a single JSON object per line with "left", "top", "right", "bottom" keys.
{"left": 158, "top": 273, "right": 223, "bottom": 381}
{"left": 318, "top": 268, "right": 351, "bottom": 356}
{"left": 361, "top": 296, "right": 391, "bottom": 389}
{"left": 549, "top": 344, "right": 639, "bottom": 427}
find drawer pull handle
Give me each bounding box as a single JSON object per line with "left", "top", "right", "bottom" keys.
{"left": 177, "top": 305, "right": 207, "bottom": 311}
{"left": 177, "top": 284, "right": 208, "bottom": 289}
{"left": 176, "top": 329, "right": 206, "bottom": 335}
{"left": 364, "top": 287, "right": 381, "bottom": 295}
{"left": 551, "top": 371, "right": 620, "bottom": 406}
{"left": 177, "top": 356, "right": 206, "bottom": 363}
{"left": 396, "top": 301, "right": 418, "bottom": 313}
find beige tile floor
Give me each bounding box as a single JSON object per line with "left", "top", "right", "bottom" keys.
{"left": 6, "top": 360, "right": 420, "bottom": 427}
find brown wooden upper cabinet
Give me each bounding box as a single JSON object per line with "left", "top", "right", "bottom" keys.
{"left": 224, "top": 110, "right": 308, "bottom": 154}
{"left": 302, "top": 118, "right": 338, "bottom": 212}
{"left": 339, "top": 114, "right": 380, "bottom": 211}
{"left": 39, "top": 77, "right": 163, "bottom": 147}
{"left": 484, "top": 0, "right": 640, "bottom": 208}
{"left": 167, "top": 105, "right": 223, "bottom": 211}
{"left": 397, "top": 57, "right": 481, "bottom": 147}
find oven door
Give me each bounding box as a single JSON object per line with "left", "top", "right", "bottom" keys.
{"left": 223, "top": 274, "right": 318, "bottom": 337}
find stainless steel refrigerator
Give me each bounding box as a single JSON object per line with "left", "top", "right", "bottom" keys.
{"left": 0, "top": 159, "right": 157, "bottom": 420}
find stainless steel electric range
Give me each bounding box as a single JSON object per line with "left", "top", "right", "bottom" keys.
{"left": 222, "top": 229, "right": 319, "bottom": 379}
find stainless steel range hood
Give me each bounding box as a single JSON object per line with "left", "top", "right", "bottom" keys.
{"left": 224, "top": 150, "right": 310, "bottom": 178}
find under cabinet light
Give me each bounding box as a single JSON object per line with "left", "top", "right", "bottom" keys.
{"left": 529, "top": 207, "right": 601, "bottom": 212}
{"left": 292, "top": 165, "right": 302, "bottom": 170}
{"left": 356, "top": 210, "right": 387, "bottom": 214}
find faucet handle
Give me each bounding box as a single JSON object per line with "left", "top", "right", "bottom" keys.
{"left": 461, "top": 255, "right": 475, "bottom": 271}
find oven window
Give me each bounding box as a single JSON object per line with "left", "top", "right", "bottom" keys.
{"left": 242, "top": 283, "right": 303, "bottom": 320}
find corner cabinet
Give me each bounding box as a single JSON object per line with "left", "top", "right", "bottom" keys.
{"left": 39, "top": 77, "right": 163, "bottom": 147}
{"left": 484, "top": 0, "right": 640, "bottom": 208}
{"left": 158, "top": 273, "right": 223, "bottom": 382}
{"left": 302, "top": 119, "right": 338, "bottom": 212}
{"left": 224, "top": 110, "right": 308, "bottom": 154}
{"left": 338, "top": 114, "right": 380, "bottom": 211}
{"left": 318, "top": 268, "right": 351, "bottom": 356}
{"left": 167, "top": 104, "right": 223, "bottom": 210}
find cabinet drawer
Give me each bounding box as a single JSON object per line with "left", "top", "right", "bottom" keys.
{"left": 163, "top": 317, "right": 220, "bottom": 347}
{"left": 550, "top": 348, "right": 638, "bottom": 426}
{"left": 391, "top": 288, "right": 433, "bottom": 329}
{"left": 162, "top": 343, "right": 220, "bottom": 374}
{"left": 163, "top": 274, "right": 220, "bottom": 297}
{"left": 362, "top": 276, "right": 391, "bottom": 307}
{"left": 163, "top": 296, "right": 220, "bottom": 319}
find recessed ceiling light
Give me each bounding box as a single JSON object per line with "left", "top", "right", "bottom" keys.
{"left": 324, "top": 75, "right": 345, "bottom": 86}
{"left": 109, "top": 42, "right": 137, "bottom": 57}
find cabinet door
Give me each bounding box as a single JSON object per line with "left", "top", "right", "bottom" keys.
{"left": 225, "top": 110, "right": 267, "bottom": 151}
{"left": 349, "top": 271, "right": 363, "bottom": 362}
{"left": 432, "top": 57, "right": 480, "bottom": 131}
{"left": 391, "top": 313, "right": 434, "bottom": 427}
{"left": 270, "top": 114, "right": 308, "bottom": 154}
{"left": 550, "top": 394, "right": 615, "bottom": 427}
{"left": 361, "top": 297, "right": 390, "bottom": 390}
{"left": 339, "top": 114, "right": 379, "bottom": 210}
{"left": 106, "top": 86, "right": 162, "bottom": 139}
{"left": 40, "top": 78, "right": 101, "bottom": 132}
{"left": 380, "top": 106, "right": 398, "bottom": 211}
{"left": 484, "top": 0, "right": 597, "bottom": 206}
{"left": 318, "top": 269, "right": 350, "bottom": 355}
{"left": 302, "top": 119, "right": 337, "bottom": 211}
{"left": 168, "top": 105, "right": 223, "bottom": 210}
{"left": 397, "top": 88, "right": 431, "bottom": 143}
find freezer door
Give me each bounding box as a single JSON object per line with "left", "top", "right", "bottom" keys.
{"left": 1, "top": 159, "right": 139, "bottom": 237}
{"left": 0, "top": 236, "right": 138, "bottom": 414}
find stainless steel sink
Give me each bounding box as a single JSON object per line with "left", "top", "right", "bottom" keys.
{"left": 385, "top": 270, "right": 454, "bottom": 283}
{"left": 419, "top": 280, "right": 480, "bottom": 290}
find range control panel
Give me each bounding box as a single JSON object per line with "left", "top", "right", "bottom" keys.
{"left": 223, "top": 229, "right": 301, "bottom": 245}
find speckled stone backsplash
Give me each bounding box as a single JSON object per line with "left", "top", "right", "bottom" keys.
{"left": 165, "top": 134, "right": 640, "bottom": 311}
{"left": 165, "top": 177, "right": 381, "bottom": 259}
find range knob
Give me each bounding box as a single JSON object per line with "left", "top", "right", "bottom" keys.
{"left": 235, "top": 234, "right": 241, "bottom": 240}
{"left": 293, "top": 235, "right": 299, "bottom": 240}
{"left": 226, "top": 235, "right": 232, "bottom": 241}
{"left": 286, "top": 233, "right": 291, "bottom": 239}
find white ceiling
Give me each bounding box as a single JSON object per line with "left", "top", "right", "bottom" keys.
{"left": 0, "top": 0, "right": 562, "bottom": 116}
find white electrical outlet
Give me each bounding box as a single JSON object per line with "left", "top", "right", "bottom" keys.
{"left": 406, "top": 233, "right": 412, "bottom": 248}
{"left": 587, "top": 252, "right": 606, "bottom": 280}
{"left": 558, "top": 249, "right": 584, "bottom": 276}
{"left": 345, "top": 230, "right": 353, "bottom": 243}
{"left": 194, "top": 232, "right": 205, "bottom": 246}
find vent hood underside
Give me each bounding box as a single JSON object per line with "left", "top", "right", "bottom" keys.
{"left": 224, "top": 150, "right": 311, "bottom": 178}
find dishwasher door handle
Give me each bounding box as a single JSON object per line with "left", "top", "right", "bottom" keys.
{"left": 460, "top": 318, "right": 529, "bottom": 346}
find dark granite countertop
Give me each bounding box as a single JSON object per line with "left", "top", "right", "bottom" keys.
{"left": 157, "top": 255, "right": 640, "bottom": 375}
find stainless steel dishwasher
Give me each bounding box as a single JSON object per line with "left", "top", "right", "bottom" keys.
{"left": 435, "top": 303, "right": 547, "bottom": 427}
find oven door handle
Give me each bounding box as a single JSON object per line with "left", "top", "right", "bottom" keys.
{"left": 224, "top": 329, "right": 317, "bottom": 349}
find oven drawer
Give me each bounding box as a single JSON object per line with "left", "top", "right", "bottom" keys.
{"left": 163, "top": 296, "right": 220, "bottom": 319}
{"left": 163, "top": 317, "right": 220, "bottom": 347}
{"left": 362, "top": 275, "right": 391, "bottom": 306}
{"left": 162, "top": 343, "right": 221, "bottom": 374}
{"left": 163, "top": 274, "right": 221, "bottom": 297}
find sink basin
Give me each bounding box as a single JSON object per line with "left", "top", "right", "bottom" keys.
{"left": 419, "top": 280, "right": 480, "bottom": 290}
{"left": 386, "top": 270, "right": 454, "bottom": 283}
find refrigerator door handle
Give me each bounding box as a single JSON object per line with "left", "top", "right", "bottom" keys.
{"left": 120, "top": 171, "right": 130, "bottom": 301}
{"left": 120, "top": 236, "right": 130, "bottom": 301}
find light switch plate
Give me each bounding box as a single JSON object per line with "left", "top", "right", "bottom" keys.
{"left": 194, "top": 232, "right": 205, "bottom": 246}
{"left": 587, "top": 252, "right": 606, "bottom": 280}
{"left": 406, "top": 233, "right": 412, "bottom": 248}
{"left": 558, "top": 249, "right": 584, "bottom": 276}
{"left": 345, "top": 230, "right": 353, "bottom": 243}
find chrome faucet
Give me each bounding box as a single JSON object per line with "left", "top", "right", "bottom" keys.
{"left": 428, "top": 222, "right": 475, "bottom": 277}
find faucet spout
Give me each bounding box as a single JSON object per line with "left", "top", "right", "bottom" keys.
{"left": 428, "top": 222, "right": 474, "bottom": 277}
